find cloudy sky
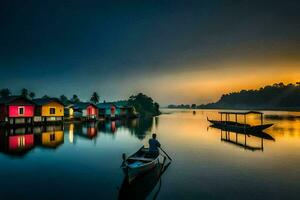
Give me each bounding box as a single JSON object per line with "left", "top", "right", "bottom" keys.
{"left": 0, "top": 0, "right": 299, "bottom": 105}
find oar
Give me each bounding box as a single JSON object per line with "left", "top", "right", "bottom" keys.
{"left": 159, "top": 147, "right": 172, "bottom": 161}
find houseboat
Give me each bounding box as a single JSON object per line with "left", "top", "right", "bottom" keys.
{"left": 97, "top": 103, "right": 117, "bottom": 120}
{"left": 97, "top": 102, "right": 137, "bottom": 120}
{"left": 72, "top": 102, "right": 98, "bottom": 121}
{"left": 0, "top": 96, "right": 35, "bottom": 126}
{"left": 64, "top": 104, "right": 74, "bottom": 120}
{"left": 116, "top": 105, "right": 137, "bottom": 119}
{"left": 33, "top": 98, "right": 64, "bottom": 124}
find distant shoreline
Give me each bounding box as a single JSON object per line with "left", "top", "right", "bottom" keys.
{"left": 163, "top": 107, "right": 300, "bottom": 112}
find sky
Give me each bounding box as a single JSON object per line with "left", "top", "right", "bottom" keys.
{"left": 0, "top": 0, "right": 299, "bottom": 105}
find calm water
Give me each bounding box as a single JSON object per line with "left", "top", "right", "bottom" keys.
{"left": 0, "top": 109, "right": 300, "bottom": 199}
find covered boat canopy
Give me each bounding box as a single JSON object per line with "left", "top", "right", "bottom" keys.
{"left": 218, "top": 111, "right": 263, "bottom": 115}
{"left": 218, "top": 110, "right": 264, "bottom": 125}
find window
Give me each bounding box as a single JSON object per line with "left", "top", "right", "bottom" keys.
{"left": 50, "top": 133, "right": 56, "bottom": 141}
{"left": 18, "top": 136, "right": 25, "bottom": 147}
{"left": 18, "top": 107, "right": 24, "bottom": 115}
{"left": 50, "top": 108, "right": 56, "bottom": 115}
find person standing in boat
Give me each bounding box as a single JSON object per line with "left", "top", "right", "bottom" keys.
{"left": 148, "top": 133, "right": 161, "bottom": 157}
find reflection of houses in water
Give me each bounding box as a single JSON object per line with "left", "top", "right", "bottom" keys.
{"left": 0, "top": 127, "right": 34, "bottom": 156}
{"left": 218, "top": 129, "right": 275, "bottom": 152}
{"left": 98, "top": 120, "right": 119, "bottom": 134}
{"left": 97, "top": 118, "right": 153, "bottom": 140}
{"left": 71, "top": 122, "right": 99, "bottom": 140}
{"left": 68, "top": 123, "right": 74, "bottom": 143}
{"left": 98, "top": 118, "right": 153, "bottom": 140}
{"left": 34, "top": 125, "right": 64, "bottom": 149}
{"left": 82, "top": 122, "right": 98, "bottom": 138}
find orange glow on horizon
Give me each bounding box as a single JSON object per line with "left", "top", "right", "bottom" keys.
{"left": 140, "top": 61, "right": 300, "bottom": 104}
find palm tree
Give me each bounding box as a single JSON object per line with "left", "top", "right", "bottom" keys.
{"left": 60, "top": 95, "right": 68, "bottom": 104}
{"left": 0, "top": 88, "right": 11, "bottom": 98}
{"left": 42, "top": 95, "right": 50, "bottom": 99}
{"left": 29, "top": 92, "right": 35, "bottom": 99}
{"left": 90, "top": 92, "right": 100, "bottom": 104}
{"left": 71, "top": 94, "right": 80, "bottom": 103}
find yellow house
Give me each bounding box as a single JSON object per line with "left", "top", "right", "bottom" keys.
{"left": 33, "top": 98, "right": 64, "bottom": 123}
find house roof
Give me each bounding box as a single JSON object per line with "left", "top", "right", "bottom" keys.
{"left": 73, "top": 102, "right": 96, "bottom": 110}
{"left": 96, "top": 102, "right": 116, "bottom": 109}
{"left": 33, "top": 98, "right": 63, "bottom": 106}
{"left": 0, "top": 96, "right": 35, "bottom": 105}
{"left": 97, "top": 101, "right": 132, "bottom": 109}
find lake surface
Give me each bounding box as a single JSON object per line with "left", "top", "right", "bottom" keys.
{"left": 0, "top": 109, "right": 300, "bottom": 199}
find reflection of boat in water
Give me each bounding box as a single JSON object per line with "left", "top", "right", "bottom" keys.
{"left": 212, "top": 128, "right": 275, "bottom": 152}
{"left": 119, "top": 163, "right": 163, "bottom": 199}
{"left": 210, "top": 125, "right": 275, "bottom": 140}
{"left": 207, "top": 111, "right": 273, "bottom": 133}
{"left": 122, "top": 146, "right": 161, "bottom": 183}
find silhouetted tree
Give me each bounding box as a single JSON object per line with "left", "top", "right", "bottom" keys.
{"left": 0, "top": 88, "right": 11, "bottom": 98}
{"left": 21, "top": 88, "right": 29, "bottom": 97}
{"left": 60, "top": 95, "right": 69, "bottom": 104}
{"left": 128, "top": 93, "right": 160, "bottom": 117}
{"left": 42, "top": 95, "right": 50, "bottom": 99}
{"left": 29, "top": 92, "right": 35, "bottom": 99}
{"left": 90, "top": 92, "right": 100, "bottom": 104}
{"left": 199, "top": 82, "right": 300, "bottom": 109}
{"left": 71, "top": 94, "right": 80, "bottom": 103}
{"left": 154, "top": 102, "right": 160, "bottom": 113}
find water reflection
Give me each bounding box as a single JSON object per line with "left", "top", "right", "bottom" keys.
{"left": 96, "top": 118, "right": 153, "bottom": 139}
{"left": 126, "top": 118, "right": 153, "bottom": 140}
{"left": 0, "top": 110, "right": 300, "bottom": 199}
{"left": 0, "top": 118, "right": 154, "bottom": 157}
{"left": 0, "top": 127, "right": 34, "bottom": 157}
{"left": 209, "top": 125, "right": 275, "bottom": 151}
{"left": 118, "top": 162, "right": 171, "bottom": 200}
{"left": 34, "top": 125, "right": 64, "bottom": 149}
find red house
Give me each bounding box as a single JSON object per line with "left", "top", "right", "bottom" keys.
{"left": 0, "top": 96, "right": 35, "bottom": 126}
{"left": 73, "top": 102, "right": 98, "bottom": 121}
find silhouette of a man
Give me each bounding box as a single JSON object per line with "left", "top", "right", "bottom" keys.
{"left": 148, "top": 133, "right": 161, "bottom": 157}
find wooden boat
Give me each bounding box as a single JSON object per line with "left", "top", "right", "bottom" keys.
{"left": 121, "top": 146, "right": 160, "bottom": 183}
{"left": 207, "top": 111, "right": 273, "bottom": 134}
{"left": 208, "top": 119, "right": 273, "bottom": 133}
{"left": 119, "top": 163, "right": 163, "bottom": 199}
{"left": 210, "top": 124, "right": 275, "bottom": 140}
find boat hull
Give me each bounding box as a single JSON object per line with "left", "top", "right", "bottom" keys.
{"left": 125, "top": 158, "right": 159, "bottom": 183}
{"left": 208, "top": 119, "right": 273, "bottom": 134}
{"left": 122, "top": 147, "right": 160, "bottom": 183}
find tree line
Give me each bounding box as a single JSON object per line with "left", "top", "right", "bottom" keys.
{"left": 0, "top": 89, "right": 160, "bottom": 116}
{"left": 168, "top": 82, "right": 300, "bottom": 110}
{"left": 0, "top": 88, "right": 100, "bottom": 104}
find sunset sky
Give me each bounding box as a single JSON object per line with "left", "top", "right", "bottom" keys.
{"left": 0, "top": 0, "right": 299, "bottom": 105}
